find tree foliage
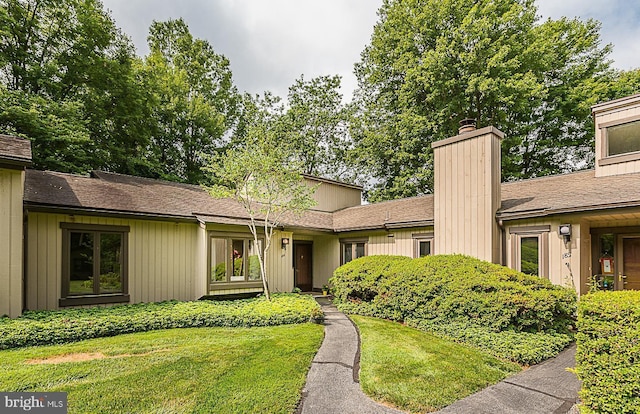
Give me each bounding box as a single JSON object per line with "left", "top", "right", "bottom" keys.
{"left": 203, "top": 94, "right": 317, "bottom": 300}
{"left": 283, "top": 75, "right": 355, "bottom": 181}
{"left": 142, "top": 18, "right": 239, "bottom": 183}
{"left": 353, "top": 0, "right": 615, "bottom": 201}
{"left": 0, "top": 0, "right": 152, "bottom": 174}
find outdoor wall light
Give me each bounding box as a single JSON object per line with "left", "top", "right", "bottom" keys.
{"left": 558, "top": 224, "right": 572, "bottom": 243}
{"left": 281, "top": 237, "right": 290, "bottom": 249}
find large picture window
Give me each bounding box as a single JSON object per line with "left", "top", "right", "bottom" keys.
{"left": 340, "top": 238, "right": 367, "bottom": 265}
{"left": 210, "top": 234, "right": 263, "bottom": 287}
{"left": 510, "top": 226, "right": 549, "bottom": 279}
{"left": 61, "top": 223, "right": 129, "bottom": 306}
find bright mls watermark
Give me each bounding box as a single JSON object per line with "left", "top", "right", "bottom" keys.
{"left": 0, "top": 393, "right": 67, "bottom": 414}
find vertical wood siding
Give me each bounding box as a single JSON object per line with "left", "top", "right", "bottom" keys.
{"left": 312, "top": 236, "right": 340, "bottom": 289}
{"left": 0, "top": 169, "right": 24, "bottom": 317}
{"left": 306, "top": 179, "right": 362, "bottom": 212}
{"left": 268, "top": 230, "right": 294, "bottom": 293}
{"left": 504, "top": 218, "right": 585, "bottom": 295}
{"left": 25, "top": 213, "right": 199, "bottom": 310}
{"left": 434, "top": 130, "right": 502, "bottom": 262}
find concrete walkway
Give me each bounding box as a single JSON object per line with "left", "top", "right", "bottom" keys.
{"left": 297, "top": 297, "right": 403, "bottom": 413}
{"left": 298, "top": 297, "right": 581, "bottom": 414}
{"left": 435, "top": 345, "right": 580, "bottom": 414}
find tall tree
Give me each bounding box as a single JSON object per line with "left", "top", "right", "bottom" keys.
{"left": 203, "top": 93, "right": 317, "bottom": 300}
{"left": 283, "top": 75, "right": 355, "bottom": 181}
{"left": 143, "top": 18, "right": 239, "bottom": 184}
{"left": 353, "top": 0, "right": 613, "bottom": 201}
{"left": 0, "top": 0, "right": 152, "bottom": 174}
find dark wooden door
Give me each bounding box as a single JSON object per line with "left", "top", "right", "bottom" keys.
{"left": 622, "top": 237, "right": 640, "bottom": 290}
{"left": 294, "top": 243, "right": 313, "bottom": 291}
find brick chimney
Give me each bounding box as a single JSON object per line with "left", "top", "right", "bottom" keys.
{"left": 432, "top": 123, "right": 503, "bottom": 263}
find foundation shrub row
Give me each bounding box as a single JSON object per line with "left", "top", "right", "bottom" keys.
{"left": 576, "top": 291, "right": 640, "bottom": 414}
{"left": 0, "top": 293, "right": 322, "bottom": 349}
{"left": 330, "top": 254, "right": 577, "bottom": 364}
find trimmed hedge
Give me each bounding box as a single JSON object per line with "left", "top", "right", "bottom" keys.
{"left": 576, "top": 291, "right": 640, "bottom": 414}
{"left": 331, "top": 255, "right": 576, "bottom": 333}
{"left": 330, "top": 255, "right": 577, "bottom": 364}
{"left": 0, "top": 293, "right": 322, "bottom": 350}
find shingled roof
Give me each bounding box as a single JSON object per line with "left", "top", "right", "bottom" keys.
{"left": 23, "top": 168, "right": 640, "bottom": 231}
{"left": 24, "top": 170, "right": 334, "bottom": 231}
{"left": 498, "top": 169, "right": 640, "bottom": 219}
{"left": 0, "top": 135, "right": 32, "bottom": 167}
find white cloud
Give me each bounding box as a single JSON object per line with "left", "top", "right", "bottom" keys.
{"left": 101, "top": 0, "right": 640, "bottom": 102}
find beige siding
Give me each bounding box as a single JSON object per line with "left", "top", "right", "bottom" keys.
{"left": 26, "top": 213, "right": 199, "bottom": 310}
{"left": 433, "top": 128, "right": 502, "bottom": 262}
{"left": 504, "top": 218, "right": 584, "bottom": 295}
{"left": 312, "top": 236, "right": 340, "bottom": 289}
{"left": 0, "top": 169, "right": 24, "bottom": 317}
{"left": 268, "top": 230, "right": 294, "bottom": 293}
{"left": 305, "top": 178, "right": 362, "bottom": 212}
{"left": 594, "top": 101, "right": 640, "bottom": 177}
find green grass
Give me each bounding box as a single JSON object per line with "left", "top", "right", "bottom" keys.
{"left": 0, "top": 324, "right": 324, "bottom": 414}
{"left": 352, "top": 315, "right": 521, "bottom": 413}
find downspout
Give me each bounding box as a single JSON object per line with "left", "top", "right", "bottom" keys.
{"left": 23, "top": 209, "right": 28, "bottom": 313}
{"left": 497, "top": 218, "right": 506, "bottom": 266}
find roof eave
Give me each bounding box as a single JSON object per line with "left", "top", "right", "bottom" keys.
{"left": 497, "top": 200, "right": 640, "bottom": 221}
{"left": 24, "top": 203, "right": 198, "bottom": 223}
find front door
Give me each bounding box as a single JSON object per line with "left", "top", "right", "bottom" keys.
{"left": 620, "top": 236, "right": 640, "bottom": 290}
{"left": 294, "top": 243, "right": 313, "bottom": 291}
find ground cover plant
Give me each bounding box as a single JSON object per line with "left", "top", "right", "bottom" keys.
{"left": 352, "top": 315, "right": 520, "bottom": 412}
{"left": 0, "top": 293, "right": 322, "bottom": 349}
{"left": 576, "top": 291, "right": 640, "bottom": 414}
{"left": 0, "top": 324, "right": 324, "bottom": 414}
{"left": 331, "top": 255, "right": 576, "bottom": 364}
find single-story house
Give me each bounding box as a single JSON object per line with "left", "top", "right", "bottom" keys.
{"left": 2, "top": 93, "right": 640, "bottom": 317}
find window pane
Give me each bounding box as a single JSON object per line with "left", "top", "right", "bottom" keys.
{"left": 343, "top": 243, "right": 353, "bottom": 263}
{"left": 608, "top": 120, "right": 640, "bottom": 156}
{"left": 520, "top": 237, "right": 539, "bottom": 276}
{"left": 355, "top": 243, "right": 365, "bottom": 259}
{"left": 419, "top": 240, "right": 431, "bottom": 257}
{"left": 231, "top": 239, "right": 245, "bottom": 281}
{"left": 248, "top": 239, "right": 262, "bottom": 281}
{"left": 99, "top": 233, "right": 123, "bottom": 293}
{"left": 69, "top": 232, "right": 94, "bottom": 295}
{"left": 210, "top": 238, "right": 227, "bottom": 282}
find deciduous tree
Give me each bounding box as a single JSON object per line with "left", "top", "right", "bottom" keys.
{"left": 202, "top": 94, "right": 317, "bottom": 300}
{"left": 353, "top": 0, "right": 613, "bottom": 201}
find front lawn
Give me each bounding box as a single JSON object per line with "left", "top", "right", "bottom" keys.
{"left": 352, "top": 315, "right": 520, "bottom": 413}
{"left": 0, "top": 324, "right": 324, "bottom": 413}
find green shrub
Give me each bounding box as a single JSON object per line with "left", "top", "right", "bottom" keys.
{"left": 331, "top": 255, "right": 576, "bottom": 333}
{"left": 407, "top": 318, "right": 573, "bottom": 365}
{"left": 576, "top": 291, "right": 640, "bottom": 414}
{"left": 0, "top": 293, "right": 322, "bottom": 349}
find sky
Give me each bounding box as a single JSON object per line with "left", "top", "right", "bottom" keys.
{"left": 101, "top": 0, "right": 640, "bottom": 101}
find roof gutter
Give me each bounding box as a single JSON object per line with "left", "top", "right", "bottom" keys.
{"left": 497, "top": 200, "right": 640, "bottom": 221}
{"left": 24, "top": 203, "right": 198, "bottom": 223}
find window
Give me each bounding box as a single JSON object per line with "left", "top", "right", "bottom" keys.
{"left": 61, "top": 223, "right": 129, "bottom": 306}
{"left": 413, "top": 233, "right": 434, "bottom": 258}
{"left": 341, "top": 239, "right": 367, "bottom": 265}
{"left": 210, "top": 234, "right": 263, "bottom": 287}
{"left": 606, "top": 119, "right": 640, "bottom": 156}
{"left": 599, "top": 115, "right": 640, "bottom": 166}
{"left": 509, "top": 226, "right": 549, "bottom": 278}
